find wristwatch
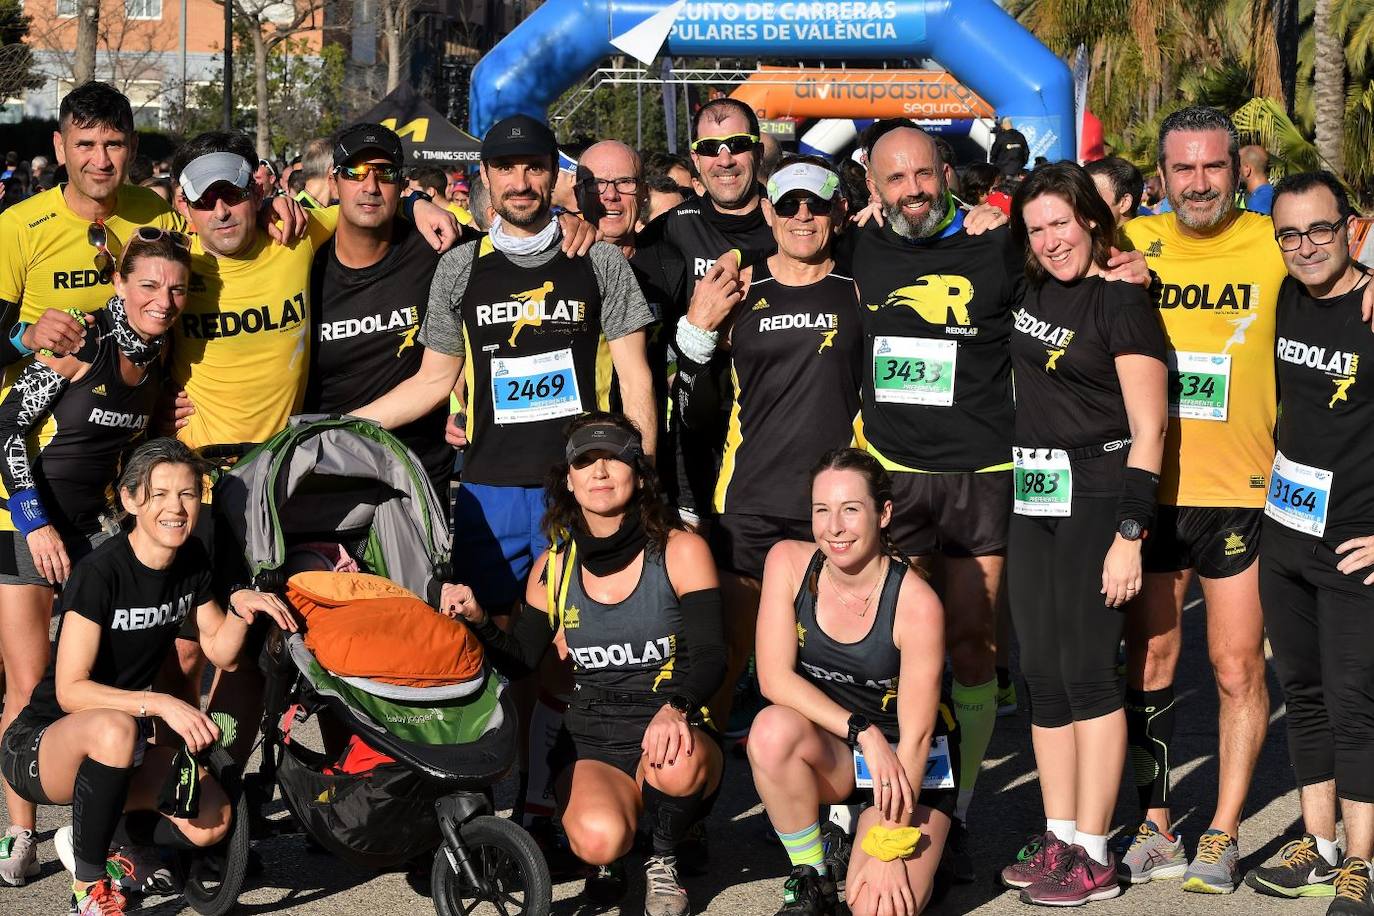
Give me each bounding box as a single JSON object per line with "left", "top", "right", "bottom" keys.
{"left": 668, "top": 694, "right": 693, "bottom": 717}
{"left": 846, "top": 712, "right": 871, "bottom": 748}
{"left": 1118, "top": 519, "right": 1146, "bottom": 542}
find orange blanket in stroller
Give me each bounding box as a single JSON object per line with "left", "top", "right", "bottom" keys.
{"left": 286, "top": 572, "right": 484, "bottom": 688}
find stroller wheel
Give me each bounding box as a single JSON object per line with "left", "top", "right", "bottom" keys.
{"left": 431, "top": 816, "right": 551, "bottom": 916}
{"left": 182, "top": 748, "right": 252, "bottom": 916}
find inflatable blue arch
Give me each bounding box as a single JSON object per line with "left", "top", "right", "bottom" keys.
{"left": 470, "top": 0, "right": 1076, "bottom": 162}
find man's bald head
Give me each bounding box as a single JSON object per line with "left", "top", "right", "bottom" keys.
{"left": 579, "top": 139, "right": 643, "bottom": 245}
{"left": 581, "top": 139, "right": 641, "bottom": 178}
{"left": 865, "top": 126, "right": 949, "bottom": 240}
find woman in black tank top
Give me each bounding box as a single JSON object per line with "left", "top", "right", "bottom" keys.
{"left": 0, "top": 232, "right": 189, "bottom": 863}
{"left": 749, "top": 448, "right": 952, "bottom": 916}
{"left": 442, "top": 413, "right": 726, "bottom": 916}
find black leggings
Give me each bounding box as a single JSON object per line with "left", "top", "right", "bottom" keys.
{"left": 1008, "top": 496, "right": 1125, "bottom": 728}
{"left": 1260, "top": 522, "right": 1374, "bottom": 803}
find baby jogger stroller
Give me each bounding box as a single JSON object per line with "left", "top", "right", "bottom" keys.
{"left": 209, "top": 416, "right": 551, "bottom": 916}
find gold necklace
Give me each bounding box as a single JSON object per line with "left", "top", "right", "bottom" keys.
{"left": 824, "top": 558, "right": 885, "bottom": 617}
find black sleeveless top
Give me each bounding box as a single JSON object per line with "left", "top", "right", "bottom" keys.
{"left": 560, "top": 546, "right": 686, "bottom": 699}
{"left": 37, "top": 309, "right": 160, "bottom": 536}
{"left": 459, "top": 247, "right": 606, "bottom": 487}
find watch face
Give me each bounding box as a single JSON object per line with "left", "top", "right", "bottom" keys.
{"left": 1120, "top": 519, "right": 1142, "bottom": 540}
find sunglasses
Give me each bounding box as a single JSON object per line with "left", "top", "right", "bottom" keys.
{"left": 88, "top": 220, "right": 116, "bottom": 282}
{"left": 335, "top": 162, "right": 402, "bottom": 184}
{"left": 189, "top": 182, "right": 252, "bottom": 211}
{"left": 130, "top": 226, "right": 192, "bottom": 250}
{"left": 691, "top": 134, "right": 759, "bottom": 157}
{"left": 772, "top": 194, "right": 835, "bottom": 218}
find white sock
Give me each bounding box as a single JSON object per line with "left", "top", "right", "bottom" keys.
{"left": 1078, "top": 831, "right": 1109, "bottom": 865}
{"left": 954, "top": 789, "right": 973, "bottom": 823}
{"left": 1046, "top": 818, "right": 1077, "bottom": 845}
{"left": 1314, "top": 834, "right": 1341, "bottom": 866}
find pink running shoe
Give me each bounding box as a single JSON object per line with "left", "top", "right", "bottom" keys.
{"left": 1001, "top": 832, "right": 1073, "bottom": 889}
{"left": 1020, "top": 845, "right": 1123, "bottom": 906}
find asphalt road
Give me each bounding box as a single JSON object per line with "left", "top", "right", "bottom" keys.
{"left": 2, "top": 591, "right": 1332, "bottom": 916}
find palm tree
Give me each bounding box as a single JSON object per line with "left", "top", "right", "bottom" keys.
{"left": 1314, "top": 0, "right": 1348, "bottom": 173}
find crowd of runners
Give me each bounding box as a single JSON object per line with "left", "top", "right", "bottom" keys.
{"left": 0, "top": 78, "right": 1370, "bottom": 916}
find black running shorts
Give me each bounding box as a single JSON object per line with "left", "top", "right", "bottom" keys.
{"left": 711, "top": 513, "right": 814, "bottom": 581}
{"left": 1143, "top": 506, "right": 1263, "bottom": 579}
{"left": 1, "top": 716, "right": 54, "bottom": 806}
{"left": 887, "top": 470, "right": 1011, "bottom": 558}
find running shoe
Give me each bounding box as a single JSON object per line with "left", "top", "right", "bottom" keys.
{"left": 1181, "top": 828, "right": 1242, "bottom": 894}
{"left": 73, "top": 878, "right": 128, "bottom": 916}
{"left": 1329, "top": 856, "right": 1374, "bottom": 915}
{"left": 941, "top": 817, "right": 975, "bottom": 883}
{"left": 677, "top": 820, "right": 709, "bottom": 876}
{"left": 109, "top": 845, "right": 180, "bottom": 896}
{"left": 774, "top": 864, "right": 839, "bottom": 916}
{"left": 1019, "top": 844, "right": 1123, "bottom": 906}
{"left": 584, "top": 858, "right": 628, "bottom": 906}
{"left": 1001, "top": 831, "right": 1072, "bottom": 889}
{"left": 1245, "top": 834, "right": 1339, "bottom": 898}
{"left": 0, "top": 824, "right": 39, "bottom": 885}
{"left": 820, "top": 820, "right": 852, "bottom": 878}
{"left": 996, "top": 680, "right": 1019, "bottom": 717}
{"left": 1117, "top": 820, "right": 1187, "bottom": 884}
{"left": 644, "top": 854, "right": 690, "bottom": 916}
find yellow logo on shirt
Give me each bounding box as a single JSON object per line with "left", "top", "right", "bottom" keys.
{"left": 818, "top": 329, "right": 837, "bottom": 355}
{"left": 874, "top": 274, "right": 974, "bottom": 327}
{"left": 473, "top": 282, "right": 587, "bottom": 347}
{"left": 1045, "top": 348, "right": 1065, "bottom": 371}
{"left": 508, "top": 281, "right": 556, "bottom": 345}
{"left": 796, "top": 622, "right": 807, "bottom": 647}
{"left": 396, "top": 325, "right": 419, "bottom": 357}
{"left": 562, "top": 604, "right": 580, "bottom": 629}
{"left": 92, "top": 384, "right": 106, "bottom": 396}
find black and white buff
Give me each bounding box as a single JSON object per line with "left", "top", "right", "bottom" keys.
{"left": 106, "top": 295, "right": 164, "bottom": 367}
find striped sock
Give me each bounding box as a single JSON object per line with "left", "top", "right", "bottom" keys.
{"left": 777, "top": 823, "right": 827, "bottom": 875}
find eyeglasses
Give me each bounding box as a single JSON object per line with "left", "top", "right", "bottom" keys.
{"left": 1275, "top": 222, "right": 1342, "bottom": 251}
{"left": 335, "top": 163, "right": 402, "bottom": 184}
{"left": 772, "top": 194, "right": 835, "bottom": 218}
{"left": 590, "top": 176, "right": 640, "bottom": 196}
{"left": 690, "top": 134, "right": 759, "bottom": 157}
{"left": 131, "top": 226, "right": 192, "bottom": 250}
{"left": 188, "top": 182, "right": 252, "bottom": 211}
{"left": 88, "top": 220, "right": 116, "bottom": 282}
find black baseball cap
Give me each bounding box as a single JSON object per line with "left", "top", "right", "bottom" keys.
{"left": 481, "top": 115, "right": 558, "bottom": 161}
{"left": 333, "top": 123, "right": 404, "bottom": 167}
{"left": 565, "top": 423, "right": 643, "bottom": 466}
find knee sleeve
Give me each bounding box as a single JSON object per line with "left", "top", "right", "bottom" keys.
{"left": 522, "top": 691, "right": 568, "bottom": 825}
{"left": 1125, "top": 687, "right": 1175, "bottom": 811}
{"left": 642, "top": 781, "right": 707, "bottom": 856}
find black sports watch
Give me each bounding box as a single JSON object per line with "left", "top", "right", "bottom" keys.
{"left": 668, "top": 694, "right": 693, "bottom": 717}
{"left": 846, "top": 713, "right": 871, "bottom": 748}
{"left": 1118, "top": 519, "right": 1146, "bottom": 542}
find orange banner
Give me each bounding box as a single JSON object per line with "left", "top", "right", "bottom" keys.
{"left": 730, "top": 67, "right": 993, "bottom": 120}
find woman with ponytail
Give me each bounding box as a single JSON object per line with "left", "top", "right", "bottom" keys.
{"left": 441, "top": 411, "right": 726, "bottom": 916}
{"left": 749, "top": 447, "right": 956, "bottom": 916}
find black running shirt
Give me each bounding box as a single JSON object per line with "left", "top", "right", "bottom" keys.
{"left": 307, "top": 219, "right": 453, "bottom": 486}
{"left": 21, "top": 533, "right": 213, "bottom": 726}
{"left": 851, "top": 219, "right": 1022, "bottom": 473}
{"left": 715, "top": 264, "right": 862, "bottom": 519}
{"left": 1270, "top": 272, "right": 1374, "bottom": 540}
{"left": 1011, "top": 276, "right": 1166, "bottom": 493}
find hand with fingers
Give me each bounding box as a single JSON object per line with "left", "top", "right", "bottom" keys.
{"left": 858, "top": 728, "right": 913, "bottom": 823}
{"left": 26, "top": 525, "right": 70, "bottom": 585}
{"left": 439, "top": 582, "right": 488, "bottom": 625}
{"left": 1101, "top": 536, "right": 1143, "bottom": 607}
{"left": 642, "top": 703, "right": 695, "bottom": 770}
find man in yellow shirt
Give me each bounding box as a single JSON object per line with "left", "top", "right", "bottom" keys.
{"left": 0, "top": 82, "right": 178, "bottom": 368}
{"left": 1116, "top": 106, "right": 1286, "bottom": 892}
